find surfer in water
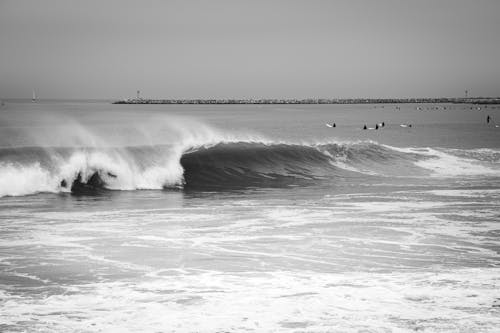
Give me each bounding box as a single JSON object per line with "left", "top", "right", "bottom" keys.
{"left": 363, "top": 125, "right": 367, "bottom": 130}
{"left": 487, "top": 115, "right": 491, "bottom": 124}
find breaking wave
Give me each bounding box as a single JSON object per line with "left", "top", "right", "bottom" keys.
{"left": 0, "top": 113, "right": 499, "bottom": 197}
{"left": 1, "top": 139, "right": 499, "bottom": 197}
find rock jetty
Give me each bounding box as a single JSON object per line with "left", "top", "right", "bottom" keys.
{"left": 113, "top": 97, "right": 500, "bottom": 105}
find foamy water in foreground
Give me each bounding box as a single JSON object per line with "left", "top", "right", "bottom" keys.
{"left": 1, "top": 102, "right": 500, "bottom": 332}
{"left": 1, "top": 188, "right": 500, "bottom": 332}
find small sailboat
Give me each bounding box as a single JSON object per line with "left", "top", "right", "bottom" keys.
{"left": 32, "top": 89, "right": 37, "bottom": 103}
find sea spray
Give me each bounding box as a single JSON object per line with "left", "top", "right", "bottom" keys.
{"left": 1, "top": 114, "right": 499, "bottom": 196}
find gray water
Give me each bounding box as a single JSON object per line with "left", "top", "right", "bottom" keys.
{"left": 1, "top": 101, "right": 500, "bottom": 332}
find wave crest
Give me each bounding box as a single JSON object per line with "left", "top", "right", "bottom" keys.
{"left": 1, "top": 140, "right": 499, "bottom": 197}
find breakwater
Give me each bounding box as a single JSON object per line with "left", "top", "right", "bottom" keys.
{"left": 113, "top": 97, "right": 500, "bottom": 105}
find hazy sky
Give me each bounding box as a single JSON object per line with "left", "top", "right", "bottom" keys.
{"left": 1, "top": 0, "right": 499, "bottom": 99}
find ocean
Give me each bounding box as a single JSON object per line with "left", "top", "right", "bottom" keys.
{"left": 1, "top": 101, "right": 500, "bottom": 332}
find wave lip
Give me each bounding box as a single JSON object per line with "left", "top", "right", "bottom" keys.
{"left": 180, "top": 142, "right": 343, "bottom": 190}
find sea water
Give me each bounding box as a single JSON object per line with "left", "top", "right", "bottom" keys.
{"left": 0, "top": 101, "right": 499, "bottom": 332}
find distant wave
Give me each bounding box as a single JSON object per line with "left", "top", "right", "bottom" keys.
{"left": 1, "top": 139, "right": 499, "bottom": 197}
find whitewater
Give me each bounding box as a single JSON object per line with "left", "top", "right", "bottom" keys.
{"left": 1, "top": 141, "right": 500, "bottom": 197}
{"left": 1, "top": 101, "right": 500, "bottom": 332}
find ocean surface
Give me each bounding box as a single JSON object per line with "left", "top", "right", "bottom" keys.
{"left": 1, "top": 101, "right": 500, "bottom": 332}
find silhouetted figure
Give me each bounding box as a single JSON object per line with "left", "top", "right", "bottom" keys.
{"left": 333, "top": 123, "right": 336, "bottom": 128}
{"left": 363, "top": 125, "right": 367, "bottom": 130}
{"left": 408, "top": 124, "right": 412, "bottom": 128}
{"left": 487, "top": 115, "right": 491, "bottom": 123}
{"left": 382, "top": 122, "right": 385, "bottom": 127}
{"left": 375, "top": 124, "right": 379, "bottom": 130}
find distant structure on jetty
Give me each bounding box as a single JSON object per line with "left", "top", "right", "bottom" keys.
{"left": 113, "top": 97, "right": 500, "bottom": 105}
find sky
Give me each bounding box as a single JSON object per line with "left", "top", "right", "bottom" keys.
{"left": 1, "top": 0, "right": 499, "bottom": 99}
